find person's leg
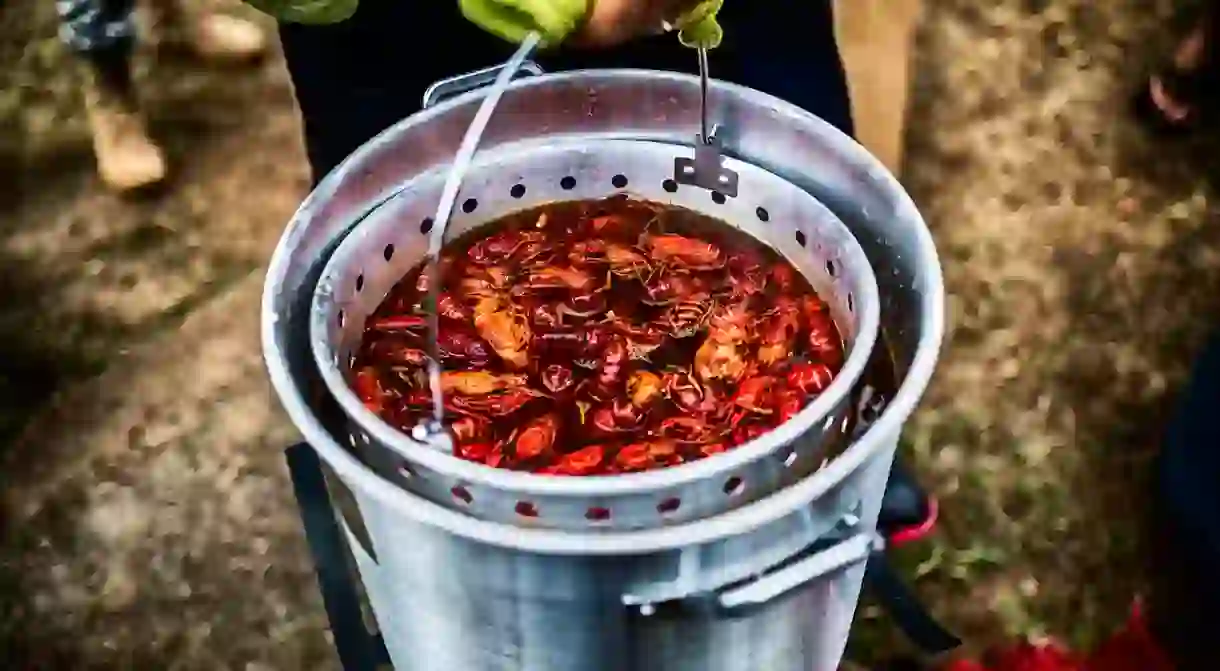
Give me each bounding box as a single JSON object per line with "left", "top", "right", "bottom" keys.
{"left": 58, "top": 0, "right": 167, "bottom": 191}
{"left": 1147, "top": 329, "right": 1220, "bottom": 670}
{"left": 147, "top": 0, "right": 267, "bottom": 64}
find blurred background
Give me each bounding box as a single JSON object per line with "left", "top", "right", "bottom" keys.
{"left": 2, "top": 0, "right": 1220, "bottom": 667}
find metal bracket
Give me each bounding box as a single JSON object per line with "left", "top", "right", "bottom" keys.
{"left": 286, "top": 443, "right": 391, "bottom": 671}
{"left": 673, "top": 129, "right": 740, "bottom": 197}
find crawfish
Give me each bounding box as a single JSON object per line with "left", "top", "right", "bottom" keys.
{"left": 364, "top": 338, "right": 430, "bottom": 367}
{"left": 517, "top": 266, "right": 603, "bottom": 295}
{"left": 642, "top": 271, "right": 710, "bottom": 306}
{"left": 415, "top": 292, "right": 471, "bottom": 323}
{"left": 604, "top": 243, "right": 652, "bottom": 280}
{"left": 643, "top": 233, "right": 726, "bottom": 271}
{"left": 662, "top": 369, "right": 719, "bottom": 415}
{"left": 732, "top": 375, "right": 779, "bottom": 415}
{"left": 506, "top": 412, "right": 561, "bottom": 461}
{"left": 543, "top": 444, "right": 606, "bottom": 476}
{"left": 435, "top": 329, "right": 494, "bottom": 369}
{"left": 367, "top": 314, "right": 428, "bottom": 334}
{"left": 536, "top": 325, "right": 614, "bottom": 365}
{"left": 440, "top": 371, "right": 529, "bottom": 396}
{"left": 694, "top": 339, "right": 749, "bottom": 384}
{"left": 447, "top": 388, "right": 541, "bottom": 417}
{"left": 692, "top": 300, "right": 756, "bottom": 382}
{"left": 721, "top": 249, "right": 769, "bottom": 299}
{"left": 460, "top": 266, "right": 513, "bottom": 303}
{"left": 615, "top": 440, "right": 681, "bottom": 472}
{"left": 354, "top": 367, "right": 386, "bottom": 414}
{"left": 593, "top": 335, "right": 630, "bottom": 392}
{"left": 588, "top": 397, "right": 647, "bottom": 436}
{"left": 449, "top": 415, "right": 492, "bottom": 446}
{"left": 657, "top": 416, "right": 722, "bottom": 445}
{"left": 627, "top": 370, "right": 664, "bottom": 408}
{"left": 756, "top": 297, "right": 804, "bottom": 368}
{"left": 785, "top": 362, "right": 835, "bottom": 396}
{"left": 769, "top": 263, "right": 796, "bottom": 295}
{"left": 472, "top": 296, "right": 531, "bottom": 370}
{"left": 656, "top": 296, "right": 715, "bottom": 339}
{"left": 467, "top": 229, "right": 549, "bottom": 266}
{"left": 539, "top": 364, "right": 577, "bottom": 397}
{"left": 802, "top": 297, "right": 844, "bottom": 370}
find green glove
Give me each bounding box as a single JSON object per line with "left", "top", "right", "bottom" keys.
{"left": 673, "top": 0, "right": 723, "bottom": 49}
{"left": 459, "top": 0, "right": 590, "bottom": 47}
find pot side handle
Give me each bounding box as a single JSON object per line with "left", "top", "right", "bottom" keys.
{"left": 421, "top": 61, "right": 546, "bottom": 110}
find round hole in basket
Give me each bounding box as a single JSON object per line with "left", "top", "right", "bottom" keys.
{"left": 451, "top": 485, "right": 473, "bottom": 505}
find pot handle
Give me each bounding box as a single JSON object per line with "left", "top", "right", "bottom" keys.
{"left": 421, "top": 61, "right": 546, "bottom": 110}
{"left": 715, "top": 532, "right": 876, "bottom": 610}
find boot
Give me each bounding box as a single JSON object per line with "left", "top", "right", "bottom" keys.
{"left": 82, "top": 59, "right": 167, "bottom": 193}
{"left": 151, "top": 0, "right": 268, "bottom": 64}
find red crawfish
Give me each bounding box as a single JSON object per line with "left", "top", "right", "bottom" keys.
{"left": 439, "top": 371, "right": 530, "bottom": 396}
{"left": 449, "top": 415, "right": 492, "bottom": 445}
{"left": 414, "top": 292, "right": 471, "bottom": 322}
{"left": 588, "top": 397, "right": 647, "bottom": 436}
{"left": 732, "top": 375, "right": 780, "bottom": 415}
{"left": 722, "top": 249, "right": 768, "bottom": 299}
{"left": 656, "top": 296, "right": 715, "bottom": 339}
{"left": 507, "top": 413, "right": 561, "bottom": 461}
{"left": 445, "top": 388, "right": 543, "bottom": 418}
{"left": 642, "top": 271, "right": 711, "bottom": 306}
{"left": 467, "top": 229, "right": 549, "bottom": 266}
{"left": 802, "top": 297, "right": 844, "bottom": 370}
{"left": 661, "top": 370, "right": 719, "bottom": 415}
{"left": 539, "top": 363, "right": 577, "bottom": 397}
{"left": 642, "top": 233, "right": 726, "bottom": 271}
{"left": 367, "top": 314, "right": 427, "bottom": 334}
{"left": 364, "top": 338, "right": 429, "bottom": 367}
{"left": 472, "top": 296, "right": 531, "bottom": 370}
{"left": 615, "top": 440, "right": 682, "bottom": 472}
{"left": 435, "top": 329, "right": 494, "bottom": 369}
{"left": 786, "top": 362, "right": 835, "bottom": 396}
{"left": 541, "top": 445, "right": 606, "bottom": 476}
{"left": 354, "top": 367, "right": 386, "bottom": 414}
{"left": 756, "top": 297, "right": 804, "bottom": 368}
{"left": 657, "top": 416, "right": 722, "bottom": 445}
{"left": 626, "top": 370, "right": 664, "bottom": 408}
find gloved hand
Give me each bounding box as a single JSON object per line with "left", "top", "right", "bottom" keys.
{"left": 460, "top": 0, "right": 724, "bottom": 49}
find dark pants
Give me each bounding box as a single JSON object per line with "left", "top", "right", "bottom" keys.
{"left": 1149, "top": 330, "right": 1220, "bottom": 670}
{"left": 278, "top": 0, "right": 854, "bottom": 182}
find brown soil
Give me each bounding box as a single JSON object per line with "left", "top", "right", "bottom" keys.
{"left": 3, "top": 0, "right": 1220, "bottom": 668}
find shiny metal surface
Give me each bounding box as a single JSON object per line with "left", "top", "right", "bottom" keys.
{"left": 262, "top": 69, "right": 945, "bottom": 671}
{"left": 311, "top": 139, "right": 880, "bottom": 530}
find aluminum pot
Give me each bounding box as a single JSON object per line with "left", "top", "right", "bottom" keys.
{"left": 262, "top": 67, "right": 944, "bottom": 671}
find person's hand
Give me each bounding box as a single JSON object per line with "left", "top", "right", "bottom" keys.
{"left": 460, "top": 0, "right": 723, "bottom": 49}
{"left": 573, "top": 0, "right": 704, "bottom": 48}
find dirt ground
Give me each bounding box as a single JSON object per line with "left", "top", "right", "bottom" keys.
{"left": 3, "top": 0, "right": 1220, "bottom": 668}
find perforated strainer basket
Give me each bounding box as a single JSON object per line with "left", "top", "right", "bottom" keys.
{"left": 310, "top": 133, "right": 880, "bottom": 530}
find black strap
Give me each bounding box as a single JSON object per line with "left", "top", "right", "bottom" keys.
{"left": 285, "top": 443, "right": 391, "bottom": 671}
{"left": 864, "top": 551, "right": 961, "bottom": 654}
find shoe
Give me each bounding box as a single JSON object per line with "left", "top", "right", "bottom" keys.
{"left": 151, "top": 0, "right": 268, "bottom": 65}
{"left": 82, "top": 68, "right": 167, "bottom": 193}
